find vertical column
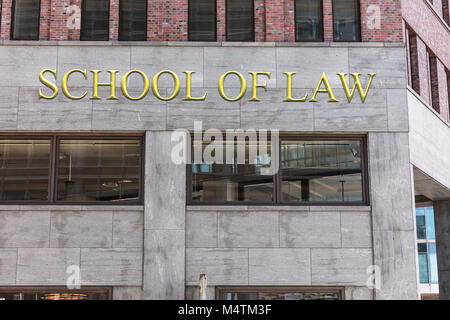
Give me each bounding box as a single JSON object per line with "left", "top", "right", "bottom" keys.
{"left": 265, "top": 0, "right": 284, "bottom": 41}
{"left": 147, "top": 0, "right": 164, "bottom": 41}
{"left": 323, "top": 0, "right": 333, "bottom": 42}
{"left": 436, "top": 59, "right": 449, "bottom": 121}
{"left": 39, "top": 0, "right": 51, "bottom": 40}
{"left": 254, "top": 0, "right": 265, "bottom": 41}
{"left": 409, "top": 34, "right": 431, "bottom": 105}
{"left": 48, "top": 0, "right": 70, "bottom": 41}
{"left": 434, "top": 200, "right": 450, "bottom": 300}
{"left": 217, "top": 0, "right": 226, "bottom": 41}
{"left": 443, "top": 0, "right": 449, "bottom": 26}
{"left": 369, "top": 133, "right": 419, "bottom": 299}
{"left": 68, "top": 0, "right": 82, "bottom": 40}
{"left": 109, "top": 0, "right": 119, "bottom": 40}
{"left": 143, "top": 131, "right": 186, "bottom": 300}
{"left": 284, "top": 0, "right": 295, "bottom": 42}
{"left": 166, "top": 0, "right": 188, "bottom": 41}
{"left": 0, "top": 0, "right": 12, "bottom": 40}
{"left": 433, "top": 0, "right": 444, "bottom": 17}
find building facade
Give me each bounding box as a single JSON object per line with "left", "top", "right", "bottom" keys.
{"left": 0, "top": 0, "right": 448, "bottom": 300}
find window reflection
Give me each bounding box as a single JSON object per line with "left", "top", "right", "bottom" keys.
{"left": 281, "top": 140, "right": 363, "bottom": 202}
{"left": 227, "top": 0, "right": 254, "bottom": 41}
{"left": 0, "top": 139, "right": 51, "bottom": 201}
{"left": 333, "top": 0, "right": 360, "bottom": 41}
{"left": 119, "top": 0, "right": 147, "bottom": 41}
{"left": 12, "top": 0, "right": 40, "bottom": 40}
{"left": 295, "top": 0, "right": 323, "bottom": 41}
{"left": 56, "top": 139, "right": 141, "bottom": 202}
{"left": 189, "top": 0, "right": 216, "bottom": 41}
{"left": 416, "top": 206, "right": 439, "bottom": 284}
{"left": 81, "top": 0, "right": 110, "bottom": 41}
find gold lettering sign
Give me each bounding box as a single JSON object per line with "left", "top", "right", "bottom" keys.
{"left": 39, "top": 69, "right": 376, "bottom": 103}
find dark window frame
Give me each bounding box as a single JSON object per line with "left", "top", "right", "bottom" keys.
{"left": 188, "top": 0, "right": 218, "bottom": 42}
{"left": 0, "top": 286, "right": 112, "bottom": 300}
{"left": 118, "top": 0, "right": 148, "bottom": 41}
{"left": 80, "top": 0, "right": 111, "bottom": 41}
{"left": 294, "top": 0, "right": 324, "bottom": 42}
{"left": 225, "top": 0, "right": 255, "bottom": 42}
{"left": 0, "top": 133, "right": 144, "bottom": 206}
{"left": 187, "top": 134, "right": 369, "bottom": 206}
{"left": 10, "top": 0, "right": 41, "bottom": 40}
{"left": 215, "top": 286, "right": 345, "bottom": 300}
{"left": 331, "top": 0, "right": 361, "bottom": 42}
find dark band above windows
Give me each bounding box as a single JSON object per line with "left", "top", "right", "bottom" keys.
{"left": 11, "top": 0, "right": 41, "bottom": 40}
{"left": 81, "top": 0, "right": 110, "bottom": 41}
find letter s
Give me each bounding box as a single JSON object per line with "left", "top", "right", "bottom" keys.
{"left": 39, "top": 69, "right": 58, "bottom": 99}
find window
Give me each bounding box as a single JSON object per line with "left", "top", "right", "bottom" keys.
{"left": 416, "top": 206, "right": 439, "bottom": 284}
{"left": 332, "top": 0, "right": 360, "bottom": 41}
{"left": 226, "top": 0, "right": 254, "bottom": 41}
{"left": 81, "top": 0, "right": 110, "bottom": 41}
{"left": 0, "top": 136, "right": 143, "bottom": 204}
{"left": 216, "top": 287, "right": 344, "bottom": 300}
{"left": 11, "top": 0, "right": 40, "bottom": 40}
{"left": 188, "top": 134, "right": 368, "bottom": 205}
{"left": 119, "top": 0, "right": 147, "bottom": 41}
{"left": 0, "top": 287, "right": 111, "bottom": 300}
{"left": 295, "top": 0, "right": 323, "bottom": 41}
{"left": 189, "top": 0, "right": 216, "bottom": 41}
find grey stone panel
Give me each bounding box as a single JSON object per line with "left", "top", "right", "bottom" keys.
{"left": 186, "top": 248, "right": 248, "bottom": 285}
{"left": 143, "top": 229, "right": 185, "bottom": 299}
{"left": 92, "top": 88, "right": 166, "bottom": 130}
{"left": 18, "top": 87, "right": 93, "bottom": 131}
{"left": 434, "top": 201, "right": 450, "bottom": 299}
{"left": 0, "top": 87, "right": 18, "bottom": 130}
{"left": 218, "top": 212, "right": 279, "bottom": 248}
{"left": 50, "top": 211, "right": 113, "bottom": 248}
{"left": 113, "top": 211, "right": 144, "bottom": 248}
{"left": 81, "top": 248, "right": 142, "bottom": 286}
{"left": 0, "top": 249, "right": 17, "bottom": 285}
{"left": 276, "top": 47, "right": 349, "bottom": 88}
{"left": 340, "top": 212, "right": 372, "bottom": 248}
{"left": 57, "top": 46, "right": 131, "bottom": 87}
{"left": 249, "top": 248, "right": 311, "bottom": 285}
{"left": 0, "top": 46, "right": 57, "bottom": 87}
{"left": 369, "top": 133, "right": 415, "bottom": 231}
{"left": 437, "top": 270, "right": 450, "bottom": 300}
{"left": 167, "top": 88, "right": 241, "bottom": 130}
{"left": 0, "top": 211, "right": 50, "bottom": 248}
{"left": 311, "top": 248, "right": 372, "bottom": 285}
{"left": 387, "top": 89, "right": 409, "bottom": 132}
{"left": 112, "top": 286, "right": 143, "bottom": 300}
{"left": 280, "top": 212, "right": 341, "bottom": 248}
{"left": 313, "top": 88, "right": 388, "bottom": 132}
{"left": 204, "top": 47, "right": 277, "bottom": 88}
{"left": 130, "top": 47, "right": 204, "bottom": 88}
{"left": 345, "top": 286, "right": 374, "bottom": 300}
{"left": 16, "top": 248, "right": 80, "bottom": 285}
{"left": 186, "top": 211, "right": 218, "bottom": 248}
{"left": 240, "top": 89, "right": 314, "bottom": 131}
{"left": 145, "top": 131, "right": 186, "bottom": 230}
{"left": 372, "top": 230, "right": 419, "bottom": 300}
{"left": 348, "top": 47, "right": 407, "bottom": 89}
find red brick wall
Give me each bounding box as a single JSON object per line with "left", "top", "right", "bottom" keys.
{"left": 444, "top": 0, "right": 449, "bottom": 25}
{"left": 109, "top": 0, "right": 119, "bottom": 40}
{"left": 0, "top": 0, "right": 12, "bottom": 40}
{"left": 361, "top": 0, "right": 403, "bottom": 42}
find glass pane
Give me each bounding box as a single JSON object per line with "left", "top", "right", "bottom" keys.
{"left": 295, "top": 0, "right": 323, "bottom": 41}
{"left": 428, "top": 243, "right": 439, "bottom": 284}
{"left": 189, "top": 0, "right": 216, "bottom": 41}
{"left": 192, "top": 136, "right": 274, "bottom": 202}
{"left": 220, "top": 291, "right": 340, "bottom": 300}
{"left": 333, "top": 0, "right": 360, "bottom": 41}
{"left": 425, "top": 206, "right": 436, "bottom": 240}
{"left": 12, "top": 0, "right": 40, "bottom": 40}
{"left": 56, "top": 139, "right": 141, "bottom": 202}
{"left": 227, "top": 0, "right": 253, "bottom": 41}
{"left": 81, "top": 0, "right": 110, "bottom": 40}
{"left": 416, "top": 208, "right": 426, "bottom": 239}
{"left": 418, "top": 252, "right": 429, "bottom": 283}
{"left": 119, "top": 0, "right": 147, "bottom": 41}
{"left": 0, "top": 139, "right": 51, "bottom": 201}
{"left": 281, "top": 140, "right": 363, "bottom": 202}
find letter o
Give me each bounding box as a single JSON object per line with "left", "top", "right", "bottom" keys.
{"left": 121, "top": 70, "right": 150, "bottom": 100}
{"left": 218, "top": 71, "right": 246, "bottom": 102}
{"left": 152, "top": 70, "right": 181, "bottom": 101}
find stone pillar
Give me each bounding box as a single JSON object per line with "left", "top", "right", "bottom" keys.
{"left": 142, "top": 131, "right": 186, "bottom": 300}
{"left": 434, "top": 200, "right": 450, "bottom": 300}
{"left": 369, "top": 133, "right": 419, "bottom": 299}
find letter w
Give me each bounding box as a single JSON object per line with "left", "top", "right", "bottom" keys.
{"left": 338, "top": 73, "right": 376, "bottom": 103}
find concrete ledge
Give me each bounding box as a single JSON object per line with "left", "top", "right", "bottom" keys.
{"left": 187, "top": 205, "right": 371, "bottom": 212}
{"left": 0, "top": 205, "right": 144, "bottom": 211}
